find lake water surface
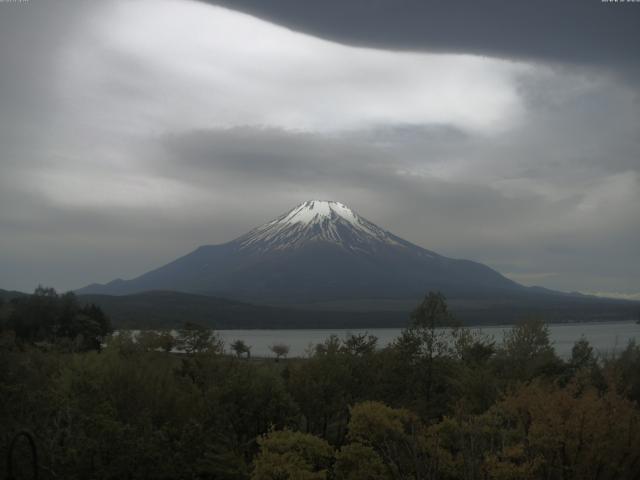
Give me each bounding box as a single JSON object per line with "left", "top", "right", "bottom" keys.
{"left": 216, "top": 321, "right": 640, "bottom": 359}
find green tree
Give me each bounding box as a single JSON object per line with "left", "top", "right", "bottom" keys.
{"left": 381, "top": 292, "right": 460, "bottom": 418}
{"left": 604, "top": 339, "right": 640, "bottom": 403}
{"left": 137, "top": 330, "right": 163, "bottom": 352}
{"left": 452, "top": 327, "right": 495, "bottom": 366}
{"left": 288, "top": 342, "right": 362, "bottom": 440}
{"left": 340, "top": 332, "right": 378, "bottom": 356}
{"left": 231, "top": 339, "right": 251, "bottom": 359}
{"left": 9, "top": 285, "right": 59, "bottom": 342}
{"left": 450, "top": 328, "right": 499, "bottom": 414}
{"left": 8, "top": 287, "right": 111, "bottom": 351}
{"left": 334, "top": 442, "right": 390, "bottom": 480}
{"left": 269, "top": 343, "right": 290, "bottom": 362}
{"left": 494, "top": 318, "right": 561, "bottom": 381}
{"left": 198, "top": 358, "right": 299, "bottom": 452}
{"left": 571, "top": 336, "right": 596, "bottom": 369}
{"left": 252, "top": 429, "right": 333, "bottom": 480}
{"left": 347, "top": 401, "right": 430, "bottom": 479}
{"left": 407, "top": 290, "right": 458, "bottom": 364}
{"left": 157, "top": 330, "right": 176, "bottom": 352}
{"left": 176, "top": 322, "right": 223, "bottom": 355}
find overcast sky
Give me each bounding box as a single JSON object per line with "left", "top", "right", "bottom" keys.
{"left": 0, "top": 0, "right": 638, "bottom": 298}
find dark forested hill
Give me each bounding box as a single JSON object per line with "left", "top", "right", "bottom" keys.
{"left": 78, "top": 289, "right": 639, "bottom": 329}
{"left": 3, "top": 286, "right": 637, "bottom": 330}
{"left": 77, "top": 290, "right": 409, "bottom": 329}
{"left": 0, "top": 288, "right": 28, "bottom": 301}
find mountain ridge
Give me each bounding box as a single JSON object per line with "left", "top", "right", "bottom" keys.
{"left": 77, "top": 200, "right": 525, "bottom": 302}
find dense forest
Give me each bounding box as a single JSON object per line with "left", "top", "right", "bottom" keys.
{"left": 2, "top": 288, "right": 640, "bottom": 479}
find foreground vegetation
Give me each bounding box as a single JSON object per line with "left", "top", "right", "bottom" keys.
{"left": 2, "top": 289, "right": 640, "bottom": 479}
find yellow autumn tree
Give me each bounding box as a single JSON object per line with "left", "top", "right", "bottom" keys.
{"left": 487, "top": 381, "right": 640, "bottom": 480}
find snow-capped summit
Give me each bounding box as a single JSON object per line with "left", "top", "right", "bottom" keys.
{"left": 276, "top": 200, "right": 358, "bottom": 225}
{"left": 237, "top": 200, "right": 401, "bottom": 252}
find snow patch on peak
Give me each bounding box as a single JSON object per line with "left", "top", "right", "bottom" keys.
{"left": 236, "top": 200, "right": 404, "bottom": 252}
{"left": 278, "top": 200, "right": 358, "bottom": 226}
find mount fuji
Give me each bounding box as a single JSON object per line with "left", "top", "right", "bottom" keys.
{"left": 78, "top": 200, "right": 527, "bottom": 302}
{"left": 76, "top": 200, "right": 640, "bottom": 326}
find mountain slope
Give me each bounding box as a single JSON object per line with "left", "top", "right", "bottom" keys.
{"left": 77, "top": 200, "right": 526, "bottom": 302}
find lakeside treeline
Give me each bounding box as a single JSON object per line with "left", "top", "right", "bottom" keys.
{"left": 2, "top": 288, "right": 640, "bottom": 479}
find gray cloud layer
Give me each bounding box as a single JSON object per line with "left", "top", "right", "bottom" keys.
{"left": 207, "top": 0, "right": 640, "bottom": 79}
{"left": 0, "top": 0, "right": 638, "bottom": 298}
